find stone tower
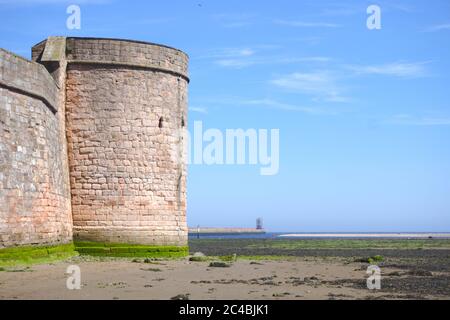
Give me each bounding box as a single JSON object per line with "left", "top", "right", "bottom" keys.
{"left": 0, "top": 37, "right": 189, "bottom": 256}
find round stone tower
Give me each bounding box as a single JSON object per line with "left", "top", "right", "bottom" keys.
{"left": 64, "top": 38, "right": 188, "bottom": 247}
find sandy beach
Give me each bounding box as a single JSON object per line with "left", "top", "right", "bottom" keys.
{"left": 1, "top": 239, "right": 450, "bottom": 300}
{"left": 0, "top": 256, "right": 444, "bottom": 300}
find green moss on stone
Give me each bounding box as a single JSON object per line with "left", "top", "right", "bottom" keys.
{"left": 0, "top": 243, "right": 77, "bottom": 267}
{"left": 368, "top": 255, "right": 384, "bottom": 264}
{"left": 189, "top": 256, "right": 210, "bottom": 262}
{"left": 74, "top": 242, "right": 189, "bottom": 258}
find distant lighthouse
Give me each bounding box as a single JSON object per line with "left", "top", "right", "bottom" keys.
{"left": 256, "top": 218, "right": 263, "bottom": 230}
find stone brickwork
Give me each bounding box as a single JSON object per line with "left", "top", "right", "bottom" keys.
{"left": 0, "top": 49, "right": 58, "bottom": 112}
{"left": 65, "top": 37, "right": 188, "bottom": 80}
{"left": 0, "top": 49, "right": 72, "bottom": 248}
{"left": 0, "top": 37, "right": 189, "bottom": 249}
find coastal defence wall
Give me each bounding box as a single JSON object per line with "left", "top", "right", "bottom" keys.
{"left": 61, "top": 38, "right": 189, "bottom": 246}
{"left": 0, "top": 48, "right": 73, "bottom": 248}
{"left": 0, "top": 37, "right": 189, "bottom": 255}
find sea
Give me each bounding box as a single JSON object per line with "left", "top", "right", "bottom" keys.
{"left": 188, "top": 232, "right": 450, "bottom": 240}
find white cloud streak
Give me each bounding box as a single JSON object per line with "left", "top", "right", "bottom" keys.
{"left": 425, "top": 23, "right": 450, "bottom": 32}
{"left": 193, "top": 96, "right": 340, "bottom": 115}
{"left": 239, "top": 99, "right": 338, "bottom": 115}
{"left": 198, "top": 47, "right": 256, "bottom": 59}
{"left": 215, "top": 56, "right": 331, "bottom": 69}
{"left": 384, "top": 114, "right": 450, "bottom": 126}
{"left": 189, "top": 107, "right": 208, "bottom": 114}
{"left": 271, "top": 71, "right": 349, "bottom": 103}
{"left": 346, "top": 62, "right": 431, "bottom": 78}
{"left": 198, "top": 46, "right": 330, "bottom": 69}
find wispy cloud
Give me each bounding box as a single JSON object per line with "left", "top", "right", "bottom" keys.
{"left": 239, "top": 99, "right": 338, "bottom": 115}
{"left": 317, "top": 1, "right": 414, "bottom": 17}
{"left": 346, "top": 62, "right": 431, "bottom": 78}
{"left": 200, "top": 47, "right": 257, "bottom": 68}
{"left": 271, "top": 71, "right": 349, "bottom": 103}
{"left": 189, "top": 107, "right": 208, "bottom": 114}
{"left": 216, "top": 55, "right": 331, "bottom": 69}
{"left": 192, "top": 96, "right": 340, "bottom": 115}
{"left": 198, "top": 46, "right": 330, "bottom": 69}
{"left": 384, "top": 114, "right": 450, "bottom": 126}
{"left": 424, "top": 23, "right": 450, "bottom": 32}
{"left": 270, "top": 60, "right": 431, "bottom": 102}
{"left": 216, "top": 59, "right": 255, "bottom": 68}
{"left": 198, "top": 47, "right": 256, "bottom": 59}
{"left": 274, "top": 19, "right": 340, "bottom": 28}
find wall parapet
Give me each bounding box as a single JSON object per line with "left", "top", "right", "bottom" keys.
{"left": 64, "top": 37, "right": 189, "bottom": 81}
{"left": 0, "top": 48, "right": 58, "bottom": 113}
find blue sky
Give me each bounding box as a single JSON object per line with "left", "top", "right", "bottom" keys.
{"left": 1, "top": 0, "right": 449, "bottom": 231}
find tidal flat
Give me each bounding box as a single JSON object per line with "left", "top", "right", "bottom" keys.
{"left": 0, "top": 239, "right": 449, "bottom": 300}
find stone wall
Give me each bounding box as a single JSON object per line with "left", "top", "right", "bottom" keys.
{"left": 0, "top": 37, "right": 189, "bottom": 249}
{"left": 63, "top": 38, "right": 188, "bottom": 246}
{"left": 0, "top": 49, "right": 58, "bottom": 112}
{"left": 0, "top": 49, "right": 72, "bottom": 248}
{"left": 65, "top": 37, "right": 188, "bottom": 80}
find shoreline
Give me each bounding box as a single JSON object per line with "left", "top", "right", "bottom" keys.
{"left": 278, "top": 233, "right": 450, "bottom": 239}
{"left": 188, "top": 228, "right": 265, "bottom": 235}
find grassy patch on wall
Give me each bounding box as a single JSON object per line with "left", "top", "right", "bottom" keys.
{"left": 0, "top": 243, "right": 77, "bottom": 267}
{"left": 74, "top": 242, "right": 189, "bottom": 258}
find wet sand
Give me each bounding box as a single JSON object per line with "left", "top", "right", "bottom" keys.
{"left": 0, "top": 257, "right": 436, "bottom": 300}
{"left": 1, "top": 239, "right": 449, "bottom": 300}
{"left": 0, "top": 255, "right": 448, "bottom": 300}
